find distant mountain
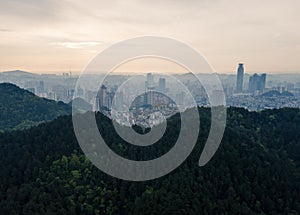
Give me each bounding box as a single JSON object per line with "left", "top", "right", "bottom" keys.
{"left": 0, "top": 83, "right": 71, "bottom": 131}
{"left": 1, "top": 70, "right": 37, "bottom": 77}
{"left": 0, "top": 70, "right": 41, "bottom": 87}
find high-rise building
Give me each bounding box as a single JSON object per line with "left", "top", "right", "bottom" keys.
{"left": 176, "top": 92, "right": 185, "bottom": 105}
{"left": 259, "top": 73, "right": 266, "bottom": 90}
{"left": 248, "top": 73, "right": 259, "bottom": 94}
{"left": 52, "top": 85, "right": 68, "bottom": 102}
{"left": 115, "top": 91, "right": 124, "bottom": 111}
{"left": 76, "top": 86, "right": 84, "bottom": 97}
{"left": 107, "top": 92, "right": 114, "bottom": 109}
{"left": 37, "top": 81, "right": 45, "bottom": 94}
{"left": 147, "top": 88, "right": 155, "bottom": 106}
{"left": 146, "top": 73, "right": 154, "bottom": 89}
{"left": 158, "top": 78, "right": 166, "bottom": 93}
{"left": 236, "top": 63, "right": 244, "bottom": 93}
{"left": 97, "top": 85, "right": 108, "bottom": 109}
{"left": 248, "top": 73, "right": 267, "bottom": 94}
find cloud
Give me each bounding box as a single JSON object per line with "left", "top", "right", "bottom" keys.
{"left": 54, "top": 41, "right": 102, "bottom": 49}
{"left": 0, "top": 0, "right": 299, "bottom": 73}
{"left": 0, "top": 0, "right": 62, "bottom": 22}
{"left": 37, "top": 35, "right": 103, "bottom": 49}
{"left": 0, "top": 28, "right": 13, "bottom": 32}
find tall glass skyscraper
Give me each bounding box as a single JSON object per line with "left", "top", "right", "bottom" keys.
{"left": 236, "top": 63, "right": 244, "bottom": 93}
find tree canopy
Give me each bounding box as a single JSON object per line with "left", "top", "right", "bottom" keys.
{"left": 0, "top": 107, "right": 299, "bottom": 214}
{"left": 0, "top": 83, "right": 71, "bottom": 131}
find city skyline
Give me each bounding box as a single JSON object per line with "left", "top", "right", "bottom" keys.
{"left": 0, "top": 0, "right": 300, "bottom": 74}
{"left": 2, "top": 67, "right": 300, "bottom": 111}
{"left": 1, "top": 68, "right": 300, "bottom": 76}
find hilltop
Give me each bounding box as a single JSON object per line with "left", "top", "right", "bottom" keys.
{"left": 0, "top": 83, "right": 71, "bottom": 131}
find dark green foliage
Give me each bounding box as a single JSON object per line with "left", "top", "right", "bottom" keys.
{"left": 0, "top": 83, "right": 71, "bottom": 131}
{"left": 0, "top": 107, "right": 299, "bottom": 214}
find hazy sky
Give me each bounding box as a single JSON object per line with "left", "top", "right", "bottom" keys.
{"left": 0, "top": 0, "right": 299, "bottom": 74}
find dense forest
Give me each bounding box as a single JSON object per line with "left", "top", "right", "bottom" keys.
{"left": 0, "top": 83, "right": 71, "bottom": 131}
{"left": 0, "top": 107, "right": 299, "bottom": 214}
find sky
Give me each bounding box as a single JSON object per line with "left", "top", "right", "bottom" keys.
{"left": 0, "top": 0, "right": 299, "bottom": 74}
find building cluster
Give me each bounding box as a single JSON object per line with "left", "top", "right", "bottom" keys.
{"left": 248, "top": 73, "right": 266, "bottom": 94}
{"left": 96, "top": 85, "right": 119, "bottom": 111}
{"left": 95, "top": 73, "right": 169, "bottom": 111}
{"left": 95, "top": 73, "right": 179, "bottom": 127}
{"left": 227, "top": 94, "right": 300, "bottom": 111}
{"left": 145, "top": 73, "right": 166, "bottom": 93}
{"left": 21, "top": 73, "right": 80, "bottom": 103}
{"left": 235, "top": 63, "right": 267, "bottom": 95}
{"left": 228, "top": 63, "right": 300, "bottom": 110}
{"left": 3, "top": 67, "right": 300, "bottom": 124}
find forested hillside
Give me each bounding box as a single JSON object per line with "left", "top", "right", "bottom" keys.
{"left": 0, "top": 107, "right": 299, "bottom": 214}
{"left": 0, "top": 83, "right": 71, "bottom": 131}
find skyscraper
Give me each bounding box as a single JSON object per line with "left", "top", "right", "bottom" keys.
{"left": 236, "top": 63, "right": 244, "bottom": 93}
{"left": 259, "top": 73, "right": 266, "bottom": 90}
{"left": 248, "top": 73, "right": 259, "bottom": 94}
{"left": 115, "top": 91, "right": 124, "bottom": 111}
{"left": 97, "top": 85, "right": 108, "bottom": 109}
{"left": 76, "top": 86, "right": 84, "bottom": 98}
{"left": 158, "top": 78, "right": 166, "bottom": 93}
{"left": 248, "top": 73, "right": 267, "bottom": 94}
{"left": 37, "top": 81, "right": 45, "bottom": 94}
{"left": 146, "top": 90, "right": 155, "bottom": 106}
{"left": 146, "top": 73, "right": 154, "bottom": 89}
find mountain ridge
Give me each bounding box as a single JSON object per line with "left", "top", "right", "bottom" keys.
{"left": 0, "top": 83, "right": 71, "bottom": 131}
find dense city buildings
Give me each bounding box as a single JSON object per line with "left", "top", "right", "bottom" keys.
{"left": 1, "top": 68, "right": 300, "bottom": 121}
